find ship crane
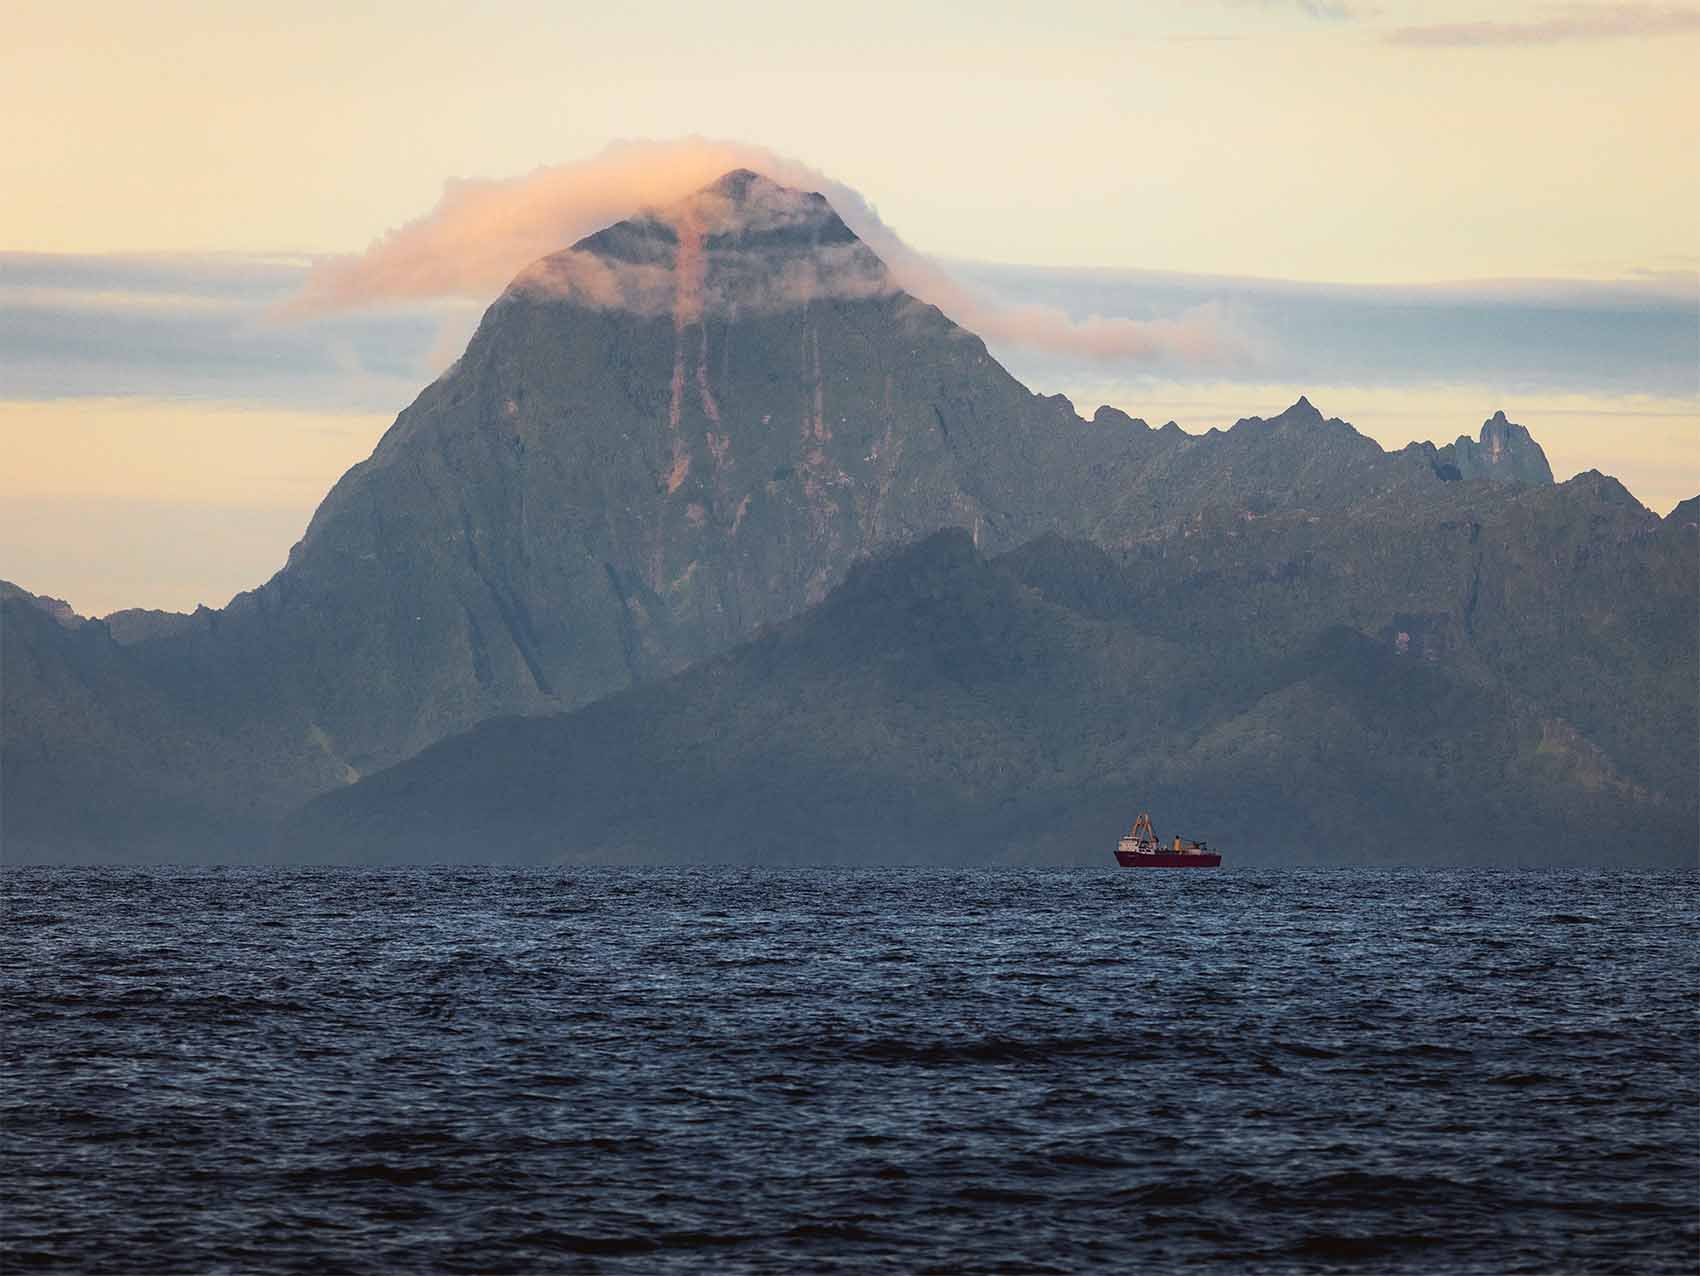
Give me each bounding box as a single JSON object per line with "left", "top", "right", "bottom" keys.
{"left": 1115, "top": 810, "right": 1221, "bottom": 868}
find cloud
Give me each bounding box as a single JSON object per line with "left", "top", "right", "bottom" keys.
{"left": 285, "top": 138, "right": 1240, "bottom": 370}
{"left": 0, "top": 251, "right": 445, "bottom": 411}
{"left": 949, "top": 297, "right": 1244, "bottom": 365}
{"left": 1387, "top": 3, "right": 1700, "bottom": 46}
{"left": 285, "top": 140, "right": 875, "bottom": 313}
{"left": 0, "top": 252, "right": 308, "bottom": 300}
{"left": 953, "top": 260, "right": 1699, "bottom": 399}
{"left": 11, "top": 249, "right": 1693, "bottom": 414}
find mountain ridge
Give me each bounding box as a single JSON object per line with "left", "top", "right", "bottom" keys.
{"left": 3, "top": 171, "right": 1688, "bottom": 862}
{"left": 280, "top": 485, "right": 1696, "bottom": 866}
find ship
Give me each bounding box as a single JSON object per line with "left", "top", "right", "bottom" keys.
{"left": 1114, "top": 812, "right": 1221, "bottom": 868}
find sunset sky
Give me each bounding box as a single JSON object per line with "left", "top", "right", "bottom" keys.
{"left": 4, "top": 0, "right": 1696, "bottom": 614}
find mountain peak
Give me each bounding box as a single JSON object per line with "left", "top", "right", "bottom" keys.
{"left": 1277, "top": 396, "right": 1323, "bottom": 424}
{"left": 1432, "top": 411, "right": 1554, "bottom": 486}
{"left": 661, "top": 169, "right": 852, "bottom": 246}
{"left": 509, "top": 168, "right": 888, "bottom": 319}
{"left": 701, "top": 167, "right": 793, "bottom": 202}
{"left": 709, "top": 166, "right": 764, "bottom": 190}
{"left": 1468, "top": 411, "right": 1553, "bottom": 484}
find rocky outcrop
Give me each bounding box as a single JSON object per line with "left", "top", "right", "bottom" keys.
{"left": 101, "top": 608, "right": 196, "bottom": 645}
{"left": 1, "top": 582, "right": 84, "bottom": 629}
{"left": 1436, "top": 411, "right": 1555, "bottom": 486}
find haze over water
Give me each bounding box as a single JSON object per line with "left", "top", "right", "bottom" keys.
{"left": 3, "top": 864, "right": 1694, "bottom": 1273}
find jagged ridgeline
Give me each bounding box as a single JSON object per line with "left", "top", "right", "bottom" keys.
{"left": 4, "top": 171, "right": 1696, "bottom": 862}
{"left": 280, "top": 504, "right": 1700, "bottom": 867}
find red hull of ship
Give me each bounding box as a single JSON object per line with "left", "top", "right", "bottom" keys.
{"left": 1114, "top": 851, "right": 1221, "bottom": 868}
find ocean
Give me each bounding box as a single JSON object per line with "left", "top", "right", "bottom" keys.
{"left": 2, "top": 865, "right": 1695, "bottom": 1273}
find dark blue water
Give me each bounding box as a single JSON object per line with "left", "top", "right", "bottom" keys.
{"left": 3, "top": 867, "right": 1695, "bottom": 1273}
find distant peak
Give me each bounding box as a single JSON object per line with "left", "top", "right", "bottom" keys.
{"left": 1433, "top": 410, "right": 1554, "bottom": 486}
{"left": 676, "top": 168, "right": 831, "bottom": 223}
{"left": 1092, "top": 405, "right": 1150, "bottom": 431}
{"left": 646, "top": 168, "right": 856, "bottom": 248}
{"left": 712, "top": 166, "right": 763, "bottom": 188}
{"left": 1479, "top": 411, "right": 1533, "bottom": 444}
{"left": 1275, "top": 396, "right": 1323, "bottom": 424}
{"left": 703, "top": 168, "right": 792, "bottom": 201}
{"left": 0, "top": 581, "right": 84, "bottom": 629}
{"left": 512, "top": 166, "right": 888, "bottom": 320}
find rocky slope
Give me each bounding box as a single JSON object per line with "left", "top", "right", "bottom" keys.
{"left": 280, "top": 482, "right": 1697, "bottom": 866}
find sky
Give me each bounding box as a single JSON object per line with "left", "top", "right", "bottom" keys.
{"left": 2, "top": 0, "right": 1696, "bottom": 614}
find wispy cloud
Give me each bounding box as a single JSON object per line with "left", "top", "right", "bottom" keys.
{"left": 285, "top": 138, "right": 1242, "bottom": 369}
{"left": 0, "top": 251, "right": 447, "bottom": 410}
{"left": 1387, "top": 3, "right": 1700, "bottom": 46}
{"left": 9, "top": 250, "right": 1694, "bottom": 409}
{"left": 951, "top": 260, "right": 1700, "bottom": 399}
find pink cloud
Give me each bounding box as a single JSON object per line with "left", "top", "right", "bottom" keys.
{"left": 285, "top": 138, "right": 1240, "bottom": 370}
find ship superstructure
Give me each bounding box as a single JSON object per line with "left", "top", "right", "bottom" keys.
{"left": 1114, "top": 812, "right": 1222, "bottom": 868}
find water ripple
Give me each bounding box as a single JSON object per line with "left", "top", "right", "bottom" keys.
{"left": 2, "top": 865, "right": 1695, "bottom": 1273}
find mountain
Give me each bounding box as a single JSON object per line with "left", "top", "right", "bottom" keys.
{"left": 280, "top": 477, "right": 1697, "bottom": 866}
{"left": 3, "top": 170, "right": 1123, "bottom": 854}
{"left": 4, "top": 170, "right": 1688, "bottom": 862}
{"left": 6, "top": 171, "right": 1168, "bottom": 843}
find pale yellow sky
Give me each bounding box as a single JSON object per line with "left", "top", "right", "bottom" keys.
{"left": 0, "top": 399, "right": 387, "bottom": 510}
{"left": 0, "top": 399, "right": 391, "bottom": 613}
{"left": 4, "top": 1, "right": 1696, "bottom": 280}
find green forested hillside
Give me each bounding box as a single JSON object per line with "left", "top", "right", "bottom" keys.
{"left": 282, "top": 488, "right": 1696, "bottom": 866}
